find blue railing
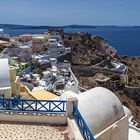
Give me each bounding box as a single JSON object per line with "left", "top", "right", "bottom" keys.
{"left": 0, "top": 98, "right": 66, "bottom": 112}
{"left": 0, "top": 98, "right": 94, "bottom": 139}
{"left": 72, "top": 102, "right": 95, "bottom": 140}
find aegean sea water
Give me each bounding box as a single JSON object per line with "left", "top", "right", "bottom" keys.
{"left": 5, "top": 27, "right": 140, "bottom": 56}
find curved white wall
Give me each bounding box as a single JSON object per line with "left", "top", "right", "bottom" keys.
{"left": 60, "top": 87, "right": 125, "bottom": 135}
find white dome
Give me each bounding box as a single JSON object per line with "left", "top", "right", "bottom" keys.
{"left": 59, "top": 90, "right": 78, "bottom": 100}
{"left": 60, "top": 87, "right": 125, "bottom": 135}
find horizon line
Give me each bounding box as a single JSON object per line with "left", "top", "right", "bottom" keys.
{"left": 0, "top": 23, "right": 140, "bottom": 27}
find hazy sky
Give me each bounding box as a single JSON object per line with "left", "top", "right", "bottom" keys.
{"left": 0, "top": 0, "right": 139, "bottom": 26}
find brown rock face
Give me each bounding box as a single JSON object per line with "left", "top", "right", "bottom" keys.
{"left": 62, "top": 31, "right": 140, "bottom": 126}
{"left": 63, "top": 32, "right": 111, "bottom": 65}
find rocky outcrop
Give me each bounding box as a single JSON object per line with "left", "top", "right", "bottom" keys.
{"left": 63, "top": 32, "right": 113, "bottom": 65}
{"left": 62, "top": 31, "right": 140, "bottom": 126}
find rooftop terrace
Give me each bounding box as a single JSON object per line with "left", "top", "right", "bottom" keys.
{"left": 0, "top": 97, "right": 94, "bottom": 140}
{"left": 0, "top": 121, "right": 69, "bottom": 140}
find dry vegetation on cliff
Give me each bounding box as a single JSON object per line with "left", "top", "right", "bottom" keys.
{"left": 63, "top": 31, "right": 140, "bottom": 126}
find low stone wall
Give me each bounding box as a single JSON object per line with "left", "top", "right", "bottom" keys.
{"left": 72, "top": 66, "right": 121, "bottom": 77}
{"left": 0, "top": 111, "right": 67, "bottom": 125}
{"left": 67, "top": 117, "right": 83, "bottom": 140}
{"left": 125, "top": 86, "right": 140, "bottom": 93}
{"left": 124, "top": 86, "right": 140, "bottom": 103}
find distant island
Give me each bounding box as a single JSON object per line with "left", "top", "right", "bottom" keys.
{"left": 0, "top": 24, "right": 139, "bottom": 29}
{"left": 0, "top": 24, "right": 96, "bottom": 29}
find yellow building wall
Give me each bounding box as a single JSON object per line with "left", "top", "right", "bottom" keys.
{"left": 10, "top": 67, "right": 16, "bottom": 81}
{"left": 15, "top": 77, "right": 20, "bottom": 96}
{"left": 0, "top": 87, "right": 11, "bottom": 98}
{"left": 10, "top": 67, "right": 20, "bottom": 97}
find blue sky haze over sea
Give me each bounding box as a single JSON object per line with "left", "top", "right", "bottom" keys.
{"left": 0, "top": 0, "right": 140, "bottom": 26}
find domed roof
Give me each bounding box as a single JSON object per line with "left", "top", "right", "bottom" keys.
{"left": 60, "top": 87, "right": 125, "bottom": 135}
{"left": 59, "top": 90, "right": 78, "bottom": 100}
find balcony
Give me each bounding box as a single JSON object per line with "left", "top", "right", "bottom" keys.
{"left": 0, "top": 97, "right": 94, "bottom": 140}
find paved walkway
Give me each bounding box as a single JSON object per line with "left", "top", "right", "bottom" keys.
{"left": 0, "top": 122, "right": 69, "bottom": 140}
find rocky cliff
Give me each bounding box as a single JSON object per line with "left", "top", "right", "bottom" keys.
{"left": 63, "top": 32, "right": 116, "bottom": 64}
{"left": 62, "top": 31, "right": 140, "bottom": 126}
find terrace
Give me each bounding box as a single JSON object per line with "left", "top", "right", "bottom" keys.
{"left": 0, "top": 97, "right": 94, "bottom": 140}
{"left": 0, "top": 121, "right": 69, "bottom": 140}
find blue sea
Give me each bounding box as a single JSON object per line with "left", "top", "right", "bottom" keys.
{"left": 5, "top": 27, "right": 140, "bottom": 56}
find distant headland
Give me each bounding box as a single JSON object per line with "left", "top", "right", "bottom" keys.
{"left": 0, "top": 24, "right": 140, "bottom": 29}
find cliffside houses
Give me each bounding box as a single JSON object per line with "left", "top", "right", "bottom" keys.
{"left": 48, "top": 35, "right": 71, "bottom": 59}
{"left": 0, "top": 30, "right": 75, "bottom": 96}
{"left": 111, "top": 60, "right": 128, "bottom": 73}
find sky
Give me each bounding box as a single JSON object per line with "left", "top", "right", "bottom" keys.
{"left": 0, "top": 0, "right": 139, "bottom": 26}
